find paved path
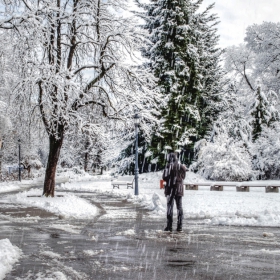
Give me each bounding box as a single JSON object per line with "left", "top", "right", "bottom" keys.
{"left": 1, "top": 189, "right": 280, "bottom": 279}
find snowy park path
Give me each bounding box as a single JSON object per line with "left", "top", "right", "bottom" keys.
{"left": 1, "top": 185, "right": 280, "bottom": 279}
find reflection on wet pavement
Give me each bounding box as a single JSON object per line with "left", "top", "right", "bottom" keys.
{"left": 0, "top": 190, "right": 280, "bottom": 279}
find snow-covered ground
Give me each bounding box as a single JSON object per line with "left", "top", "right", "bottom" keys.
{"left": 1, "top": 170, "right": 280, "bottom": 277}
{"left": 9, "top": 189, "right": 99, "bottom": 219}
{"left": 1, "top": 171, "right": 280, "bottom": 227}
{"left": 0, "top": 168, "right": 93, "bottom": 194}
{"left": 0, "top": 181, "right": 27, "bottom": 193}
{"left": 52, "top": 172, "right": 280, "bottom": 227}
{"left": 54, "top": 171, "right": 280, "bottom": 228}
{"left": 1, "top": 172, "right": 280, "bottom": 227}
{"left": 0, "top": 239, "right": 22, "bottom": 279}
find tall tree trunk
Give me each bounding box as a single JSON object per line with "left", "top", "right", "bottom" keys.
{"left": 84, "top": 139, "right": 90, "bottom": 172}
{"left": 27, "top": 166, "right": 31, "bottom": 178}
{"left": 0, "top": 153, "right": 2, "bottom": 179}
{"left": 43, "top": 134, "right": 63, "bottom": 197}
{"left": 0, "top": 138, "right": 3, "bottom": 179}
{"left": 84, "top": 151, "right": 88, "bottom": 172}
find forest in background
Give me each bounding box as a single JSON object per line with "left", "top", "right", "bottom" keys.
{"left": 0, "top": 0, "right": 280, "bottom": 195}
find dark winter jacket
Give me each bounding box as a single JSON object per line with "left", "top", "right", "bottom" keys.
{"left": 162, "top": 152, "right": 187, "bottom": 197}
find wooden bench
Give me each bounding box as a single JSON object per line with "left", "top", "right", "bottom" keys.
{"left": 184, "top": 182, "right": 212, "bottom": 190}
{"left": 111, "top": 176, "right": 134, "bottom": 189}
{"left": 211, "top": 181, "right": 236, "bottom": 191}
{"left": 185, "top": 184, "right": 198, "bottom": 190}
{"left": 184, "top": 180, "right": 280, "bottom": 193}
{"left": 265, "top": 186, "right": 279, "bottom": 193}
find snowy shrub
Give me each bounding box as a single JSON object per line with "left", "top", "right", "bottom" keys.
{"left": 20, "top": 154, "right": 43, "bottom": 178}
{"left": 252, "top": 123, "right": 280, "bottom": 179}
{"left": 192, "top": 134, "right": 254, "bottom": 181}
{"left": 22, "top": 155, "right": 43, "bottom": 170}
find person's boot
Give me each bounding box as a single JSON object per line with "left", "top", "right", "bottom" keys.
{"left": 164, "top": 220, "right": 172, "bottom": 232}
{"left": 176, "top": 223, "right": 183, "bottom": 232}
{"left": 164, "top": 226, "right": 172, "bottom": 232}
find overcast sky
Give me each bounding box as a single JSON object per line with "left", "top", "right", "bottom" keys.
{"left": 200, "top": 0, "right": 280, "bottom": 49}
{"left": 128, "top": 0, "right": 280, "bottom": 49}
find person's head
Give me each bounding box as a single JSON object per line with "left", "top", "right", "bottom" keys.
{"left": 167, "top": 152, "right": 178, "bottom": 164}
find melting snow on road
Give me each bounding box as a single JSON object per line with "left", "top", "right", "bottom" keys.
{"left": 0, "top": 239, "right": 22, "bottom": 279}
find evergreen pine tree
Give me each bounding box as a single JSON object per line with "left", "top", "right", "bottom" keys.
{"left": 139, "top": 0, "right": 222, "bottom": 167}
{"left": 119, "top": 132, "right": 149, "bottom": 174}
{"left": 251, "top": 86, "right": 272, "bottom": 141}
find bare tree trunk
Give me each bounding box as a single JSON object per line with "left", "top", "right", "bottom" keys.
{"left": 43, "top": 134, "right": 63, "bottom": 197}
{"left": 0, "top": 153, "right": 2, "bottom": 178}
{"left": 84, "top": 152, "right": 88, "bottom": 172}
{"left": 0, "top": 138, "right": 3, "bottom": 179}
{"left": 84, "top": 139, "right": 90, "bottom": 172}
{"left": 27, "top": 166, "right": 31, "bottom": 178}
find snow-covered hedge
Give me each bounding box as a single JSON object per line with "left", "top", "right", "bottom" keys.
{"left": 192, "top": 135, "right": 254, "bottom": 181}
{"left": 252, "top": 123, "right": 280, "bottom": 179}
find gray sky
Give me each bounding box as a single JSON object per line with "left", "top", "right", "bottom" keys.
{"left": 128, "top": 0, "right": 280, "bottom": 49}
{"left": 200, "top": 0, "right": 280, "bottom": 48}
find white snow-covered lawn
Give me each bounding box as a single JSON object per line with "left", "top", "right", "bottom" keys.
{"left": 0, "top": 181, "right": 25, "bottom": 193}
{"left": 2, "top": 170, "right": 280, "bottom": 227}
{"left": 0, "top": 239, "right": 22, "bottom": 279}
{"left": 57, "top": 171, "right": 280, "bottom": 227}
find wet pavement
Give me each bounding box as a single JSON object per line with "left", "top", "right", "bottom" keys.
{"left": 1, "top": 189, "right": 280, "bottom": 279}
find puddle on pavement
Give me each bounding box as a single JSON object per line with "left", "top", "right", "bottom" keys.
{"left": 2, "top": 191, "right": 280, "bottom": 280}
{"left": 50, "top": 233, "right": 60, "bottom": 238}
{"left": 167, "top": 259, "right": 196, "bottom": 267}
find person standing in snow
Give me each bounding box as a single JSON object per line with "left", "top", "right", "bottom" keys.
{"left": 162, "top": 152, "right": 187, "bottom": 232}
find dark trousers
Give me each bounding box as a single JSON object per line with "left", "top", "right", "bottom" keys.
{"left": 166, "top": 195, "right": 183, "bottom": 230}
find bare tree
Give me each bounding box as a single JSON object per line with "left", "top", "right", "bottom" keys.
{"left": 224, "top": 44, "right": 255, "bottom": 92}
{"left": 0, "top": 0, "right": 159, "bottom": 196}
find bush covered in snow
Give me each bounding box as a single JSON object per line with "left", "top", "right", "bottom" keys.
{"left": 192, "top": 135, "right": 254, "bottom": 181}
{"left": 252, "top": 123, "right": 280, "bottom": 179}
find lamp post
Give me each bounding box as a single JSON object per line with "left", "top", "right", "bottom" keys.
{"left": 134, "top": 113, "right": 141, "bottom": 196}
{"left": 18, "top": 139, "right": 21, "bottom": 182}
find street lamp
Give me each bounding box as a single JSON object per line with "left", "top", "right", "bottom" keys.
{"left": 134, "top": 113, "right": 141, "bottom": 195}
{"left": 18, "top": 139, "right": 21, "bottom": 182}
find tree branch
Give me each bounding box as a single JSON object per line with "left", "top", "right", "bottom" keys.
{"left": 72, "top": 99, "right": 107, "bottom": 116}
{"left": 84, "top": 63, "right": 115, "bottom": 93}
{"left": 73, "top": 65, "right": 99, "bottom": 75}
{"left": 38, "top": 81, "right": 50, "bottom": 134}
{"left": 243, "top": 64, "right": 255, "bottom": 92}
{"left": 56, "top": 0, "right": 61, "bottom": 73}
{"left": 22, "top": 0, "right": 32, "bottom": 11}
{"left": 67, "top": 0, "right": 77, "bottom": 71}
